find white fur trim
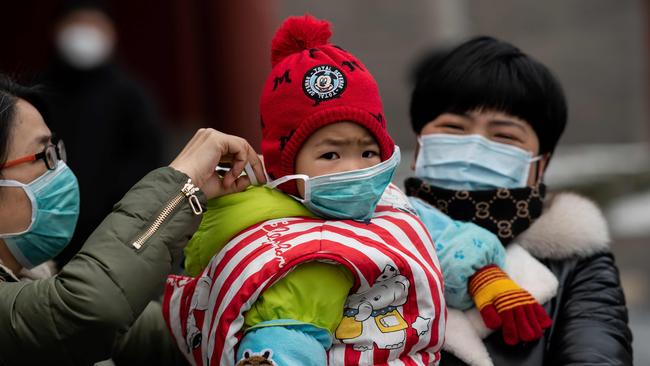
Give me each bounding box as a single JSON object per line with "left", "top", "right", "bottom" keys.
{"left": 444, "top": 309, "right": 494, "bottom": 366}
{"left": 18, "top": 260, "right": 57, "bottom": 280}
{"left": 443, "top": 244, "right": 559, "bottom": 366}
{"left": 517, "top": 192, "right": 610, "bottom": 260}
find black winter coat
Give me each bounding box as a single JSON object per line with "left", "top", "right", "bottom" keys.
{"left": 442, "top": 253, "right": 632, "bottom": 366}
{"left": 439, "top": 193, "right": 633, "bottom": 366}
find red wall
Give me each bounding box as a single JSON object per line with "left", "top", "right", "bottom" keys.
{"left": 1, "top": 0, "right": 276, "bottom": 147}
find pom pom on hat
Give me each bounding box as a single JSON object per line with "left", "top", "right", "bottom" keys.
{"left": 271, "top": 14, "right": 332, "bottom": 67}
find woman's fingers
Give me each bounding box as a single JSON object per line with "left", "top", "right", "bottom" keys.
{"left": 204, "top": 173, "right": 251, "bottom": 199}
{"left": 220, "top": 136, "right": 266, "bottom": 187}
{"left": 246, "top": 145, "right": 267, "bottom": 184}
{"left": 216, "top": 133, "right": 248, "bottom": 187}
{"left": 170, "top": 128, "right": 264, "bottom": 199}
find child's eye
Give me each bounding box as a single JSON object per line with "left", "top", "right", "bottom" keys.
{"left": 320, "top": 152, "right": 340, "bottom": 160}
{"left": 362, "top": 150, "right": 379, "bottom": 158}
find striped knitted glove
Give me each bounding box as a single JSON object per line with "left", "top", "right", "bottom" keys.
{"left": 468, "top": 264, "right": 552, "bottom": 345}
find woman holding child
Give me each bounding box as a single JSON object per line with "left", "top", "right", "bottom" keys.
{"left": 406, "top": 36, "right": 633, "bottom": 366}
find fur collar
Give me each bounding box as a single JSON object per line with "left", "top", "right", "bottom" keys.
{"left": 517, "top": 192, "right": 610, "bottom": 260}
{"left": 443, "top": 245, "right": 559, "bottom": 366}
{"left": 0, "top": 260, "right": 56, "bottom": 282}
{"left": 19, "top": 261, "right": 57, "bottom": 280}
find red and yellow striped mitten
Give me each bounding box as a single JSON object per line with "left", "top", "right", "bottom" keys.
{"left": 468, "top": 264, "right": 552, "bottom": 345}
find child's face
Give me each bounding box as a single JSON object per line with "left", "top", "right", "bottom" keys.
{"left": 294, "top": 121, "right": 381, "bottom": 197}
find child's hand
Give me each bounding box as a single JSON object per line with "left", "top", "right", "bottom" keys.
{"left": 469, "top": 264, "right": 552, "bottom": 345}
{"left": 169, "top": 128, "right": 266, "bottom": 199}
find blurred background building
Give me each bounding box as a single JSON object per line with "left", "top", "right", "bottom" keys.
{"left": 2, "top": 0, "right": 648, "bottom": 363}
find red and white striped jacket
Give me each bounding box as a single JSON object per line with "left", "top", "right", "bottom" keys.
{"left": 163, "top": 204, "right": 446, "bottom": 366}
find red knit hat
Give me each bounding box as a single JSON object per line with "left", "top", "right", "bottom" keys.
{"left": 260, "top": 14, "right": 395, "bottom": 195}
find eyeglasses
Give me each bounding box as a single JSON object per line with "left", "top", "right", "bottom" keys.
{"left": 1, "top": 139, "right": 67, "bottom": 170}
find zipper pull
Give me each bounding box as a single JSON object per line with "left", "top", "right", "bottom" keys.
{"left": 182, "top": 179, "right": 203, "bottom": 215}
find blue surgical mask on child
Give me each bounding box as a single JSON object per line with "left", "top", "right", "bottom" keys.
{"left": 415, "top": 134, "right": 541, "bottom": 191}
{"left": 267, "top": 146, "right": 401, "bottom": 221}
{"left": 0, "top": 162, "right": 80, "bottom": 269}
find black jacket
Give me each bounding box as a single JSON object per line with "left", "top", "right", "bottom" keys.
{"left": 440, "top": 193, "right": 633, "bottom": 366}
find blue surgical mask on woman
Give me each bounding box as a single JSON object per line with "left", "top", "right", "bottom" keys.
{"left": 267, "top": 146, "right": 401, "bottom": 221}
{"left": 0, "top": 162, "right": 80, "bottom": 269}
{"left": 415, "top": 134, "right": 541, "bottom": 191}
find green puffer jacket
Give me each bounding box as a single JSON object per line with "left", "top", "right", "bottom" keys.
{"left": 0, "top": 167, "right": 205, "bottom": 366}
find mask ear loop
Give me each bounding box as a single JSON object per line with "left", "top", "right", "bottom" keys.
{"left": 244, "top": 163, "right": 259, "bottom": 186}
{"left": 265, "top": 174, "right": 310, "bottom": 203}
{"left": 530, "top": 155, "right": 544, "bottom": 185}
{"left": 413, "top": 136, "right": 427, "bottom": 172}
{"left": 0, "top": 180, "right": 37, "bottom": 237}
{"left": 245, "top": 159, "right": 311, "bottom": 202}
{"left": 243, "top": 155, "right": 276, "bottom": 186}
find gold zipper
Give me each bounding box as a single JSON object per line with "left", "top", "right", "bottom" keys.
{"left": 131, "top": 178, "right": 203, "bottom": 250}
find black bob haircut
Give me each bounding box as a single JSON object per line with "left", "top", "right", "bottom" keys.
{"left": 410, "top": 36, "right": 568, "bottom": 155}
{"left": 0, "top": 75, "right": 49, "bottom": 178}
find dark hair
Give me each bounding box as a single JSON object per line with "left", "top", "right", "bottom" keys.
{"left": 410, "top": 36, "right": 568, "bottom": 155}
{"left": 0, "top": 75, "right": 49, "bottom": 178}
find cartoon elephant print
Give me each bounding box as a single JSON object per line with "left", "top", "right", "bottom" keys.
{"left": 335, "top": 265, "right": 410, "bottom": 351}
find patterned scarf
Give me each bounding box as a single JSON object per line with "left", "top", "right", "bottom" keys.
{"left": 405, "top": 177, "right": 546, "bottom": 244}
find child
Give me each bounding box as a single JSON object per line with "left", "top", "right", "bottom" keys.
{"left": 163, "top": 15, "right": 546, "bottom": 366}
{"left": 164, "top": 15, "right": 444, "bottom": 365}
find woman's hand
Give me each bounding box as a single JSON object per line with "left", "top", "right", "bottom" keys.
{"left": 169, "top": 129, "right": 266, "bottom": 199}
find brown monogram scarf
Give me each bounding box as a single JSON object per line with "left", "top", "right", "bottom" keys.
{"left": 405, "top": 177, "right": 546, "bottom": 244}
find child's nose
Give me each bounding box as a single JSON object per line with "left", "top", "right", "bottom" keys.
{"left": 342, "top": 158, "right": 370, "bottom": 172}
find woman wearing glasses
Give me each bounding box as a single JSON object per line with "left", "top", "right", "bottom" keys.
{"left": 0, "top": 76, "right": 266, "bottom": 365}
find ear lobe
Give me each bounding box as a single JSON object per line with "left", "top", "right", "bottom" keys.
{"left": 538, "top": 152, "right": 551, "bottom": 181}
{"left": 528, "top": 152, "right": 551, "bottom": 185}
{"left": 542, "top": 153, "right": 551, "bottom": 170}
{"left": 411, "top": 137, "right": 420, "bottom": 171}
